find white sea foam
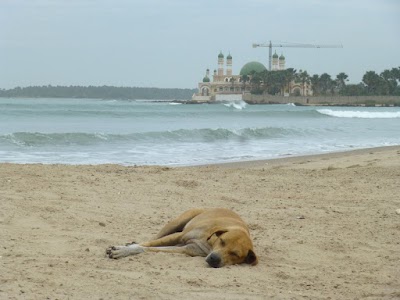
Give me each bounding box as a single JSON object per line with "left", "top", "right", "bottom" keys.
{"left": 223, "top": 100, "right": 247, "bottom": 110}
{"left": 317, "top": 109, "right": 400, "bottom": 119}
{"left": 94, "top": 132, "right": 109, "bottom": 140}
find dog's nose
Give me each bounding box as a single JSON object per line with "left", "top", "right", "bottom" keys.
{"left": 206, "top": 253, "right": 222, "bottom": 268}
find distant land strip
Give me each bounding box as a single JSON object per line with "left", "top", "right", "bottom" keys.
{"left": 1, "top": 85, "right": 400, "bottom": 106}
{"left": 0, "top": 85, "right": 196, "bottom": 100}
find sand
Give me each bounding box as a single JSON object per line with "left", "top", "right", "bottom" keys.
{"left": 1, "top": 147, "right": 400, "bottom": 299}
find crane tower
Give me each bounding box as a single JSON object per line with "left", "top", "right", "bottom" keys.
{"left": 252, "top": 41, "right": 343, "bottom": 71}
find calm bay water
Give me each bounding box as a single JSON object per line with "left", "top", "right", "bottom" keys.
{"left": 0, "top": 98, "right": 399, "bottom": 166}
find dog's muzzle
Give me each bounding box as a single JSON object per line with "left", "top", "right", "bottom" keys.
{"left": 206, "top": 252, "right": 222, "bottom": 268}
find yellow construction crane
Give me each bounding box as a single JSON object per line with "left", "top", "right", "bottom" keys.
{"left": 252, "top": 41, "right": 343, "bottom": 70}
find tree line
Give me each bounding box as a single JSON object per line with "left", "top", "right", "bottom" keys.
{"left": 1, "top": 67, "right": 399, "bottom": 99}
{"left": 242, "top": 67, "right": 400, "bottom": 96}
{"left": 0, "top": 85, "right": 196, "bottom": 100}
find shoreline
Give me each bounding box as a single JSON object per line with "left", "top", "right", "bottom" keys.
{"left": 2, "top": 144, "right": 399, "bottom": 168}
{"left": 203, "top": 145, "right": 400, "bottom": 168}
{"left": 1, "top": 145, "right": 399, "bottom": 299}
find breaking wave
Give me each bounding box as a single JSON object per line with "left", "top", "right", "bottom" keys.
{"left": 317, "top": 109, "right": 400, "bottom": 119}
{"left": 0, "top": 127, "right": 305, "bottom": 147}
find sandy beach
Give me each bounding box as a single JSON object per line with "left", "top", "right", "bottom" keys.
{"left": 1, "top": 146, "right": 399, "bottom": 299}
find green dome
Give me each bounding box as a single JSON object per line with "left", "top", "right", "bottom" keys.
{"left": 227, "top": 53, "right": 232, "bottom": 59}
{"left": 239, "top": 61, "right": 267, "bottom": 76}
{"left": 279, "top": 54, "right": 285, "bottom": 60}
{"left": 218, "top": 52, "right": 224, "bottom": 58}
{"left": 272, "top": 52, "right": 279, "bottom": 58}
{"left": 203, "top": 76, "right": 210, "bottom": 82}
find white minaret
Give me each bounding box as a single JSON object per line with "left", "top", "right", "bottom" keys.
{"left": 226, "top": 53, "right": 232, "bottom": 76}
{"left": 272, "top": 51, "right": 279, "bottom": 71}
{"left": 218, "top": 52, "right": 224, "bottom": 76}
{"left": 279, "top": 54, "right": 285, "bottom": 70}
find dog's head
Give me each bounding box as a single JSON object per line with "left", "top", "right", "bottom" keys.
{"left": 206, "top": 228, "right": 258, "bottom": 268}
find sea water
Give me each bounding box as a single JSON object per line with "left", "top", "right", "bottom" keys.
{"left": 0, "top": 98, "right": 399, "bottom": 166}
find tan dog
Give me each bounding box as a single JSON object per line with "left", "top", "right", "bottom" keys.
{"left": 106, "top": 208, "right": 258, "bottom": 268}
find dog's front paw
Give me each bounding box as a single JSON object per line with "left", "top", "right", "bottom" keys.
{"left": 106, "top": 245, "right": 129, "bottom": 259}
{"left": 106, "top": 244, "right": 144, "bottom": 259}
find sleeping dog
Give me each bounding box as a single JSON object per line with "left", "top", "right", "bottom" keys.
{"left": 106, "top": 208, "right": 258, "bottom": 268}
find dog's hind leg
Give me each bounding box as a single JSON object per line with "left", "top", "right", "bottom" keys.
{"left": 141, "top": 232, "right": 184, "bottom": 247}
{"left": 154, "top": 209, "right": 205, "bottom": 239}
{"left": 107, "top": 209, "right": 208, "bottom": 260}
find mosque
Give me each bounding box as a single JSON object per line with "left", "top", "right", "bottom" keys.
{"left": 192, "top": 52, "right": 312, "bottom": 101}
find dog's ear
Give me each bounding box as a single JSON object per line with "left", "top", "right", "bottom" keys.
{"left": 245, "top": 249, "right": 258, "bottom": 265}
{"left": 207, "top": 229, "right": 228, "bottom": 242}
{"left": 214, "top": 230, "right": 227, "bottom": 237}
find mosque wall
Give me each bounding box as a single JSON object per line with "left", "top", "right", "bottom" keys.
{"left": 243, "top": 94, "right": 400, "bottom": 105}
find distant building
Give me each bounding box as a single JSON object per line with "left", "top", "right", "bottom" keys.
{"left": 192, "top": 52, "right": 312, "bottom": 101}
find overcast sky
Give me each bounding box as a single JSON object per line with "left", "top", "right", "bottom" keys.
{"left": 1, "top": 0, "right": 399, "bottom": 89}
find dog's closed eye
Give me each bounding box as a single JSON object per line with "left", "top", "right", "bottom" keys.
{"left": 229, "top": 251, "right": 239, "bottom": 258}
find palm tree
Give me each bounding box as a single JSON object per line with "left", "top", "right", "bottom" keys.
{"left": 310, "top": 74, "right": 321, "bottom": 96}
{"left": 284, "top": 68, "right": 296, "bottom": 95}
{"left": 392, "top": 67, "right": 400, "bottom": 82}
{"left": 240, "top": 74, "right": 249, "bottom": 93}
{"left": 259, "top": 70, "right": 269, "bottom": 94}
{"left": 381, "top": 69, "right": 398, "bottom": 95}
{"left": 250, "top": 71, "right": 263, "bottom": 94}
{"left": 363, "top": 71, "right": 381, "bottom": 95}
{"left": 276, "top": 70, "right": 287, "bottom": 95}
{"left": 335, "top": 72, "right": 349, "bottom": 93}
{"left": 298, "top": 70, "right": 310, "bottom": 96}
{"left": 319, "top": 73, "right": 333, "bottom": 95}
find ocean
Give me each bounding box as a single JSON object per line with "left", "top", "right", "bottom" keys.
{"left": 1, "top": 98, "right": 399, "bottom": 166}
